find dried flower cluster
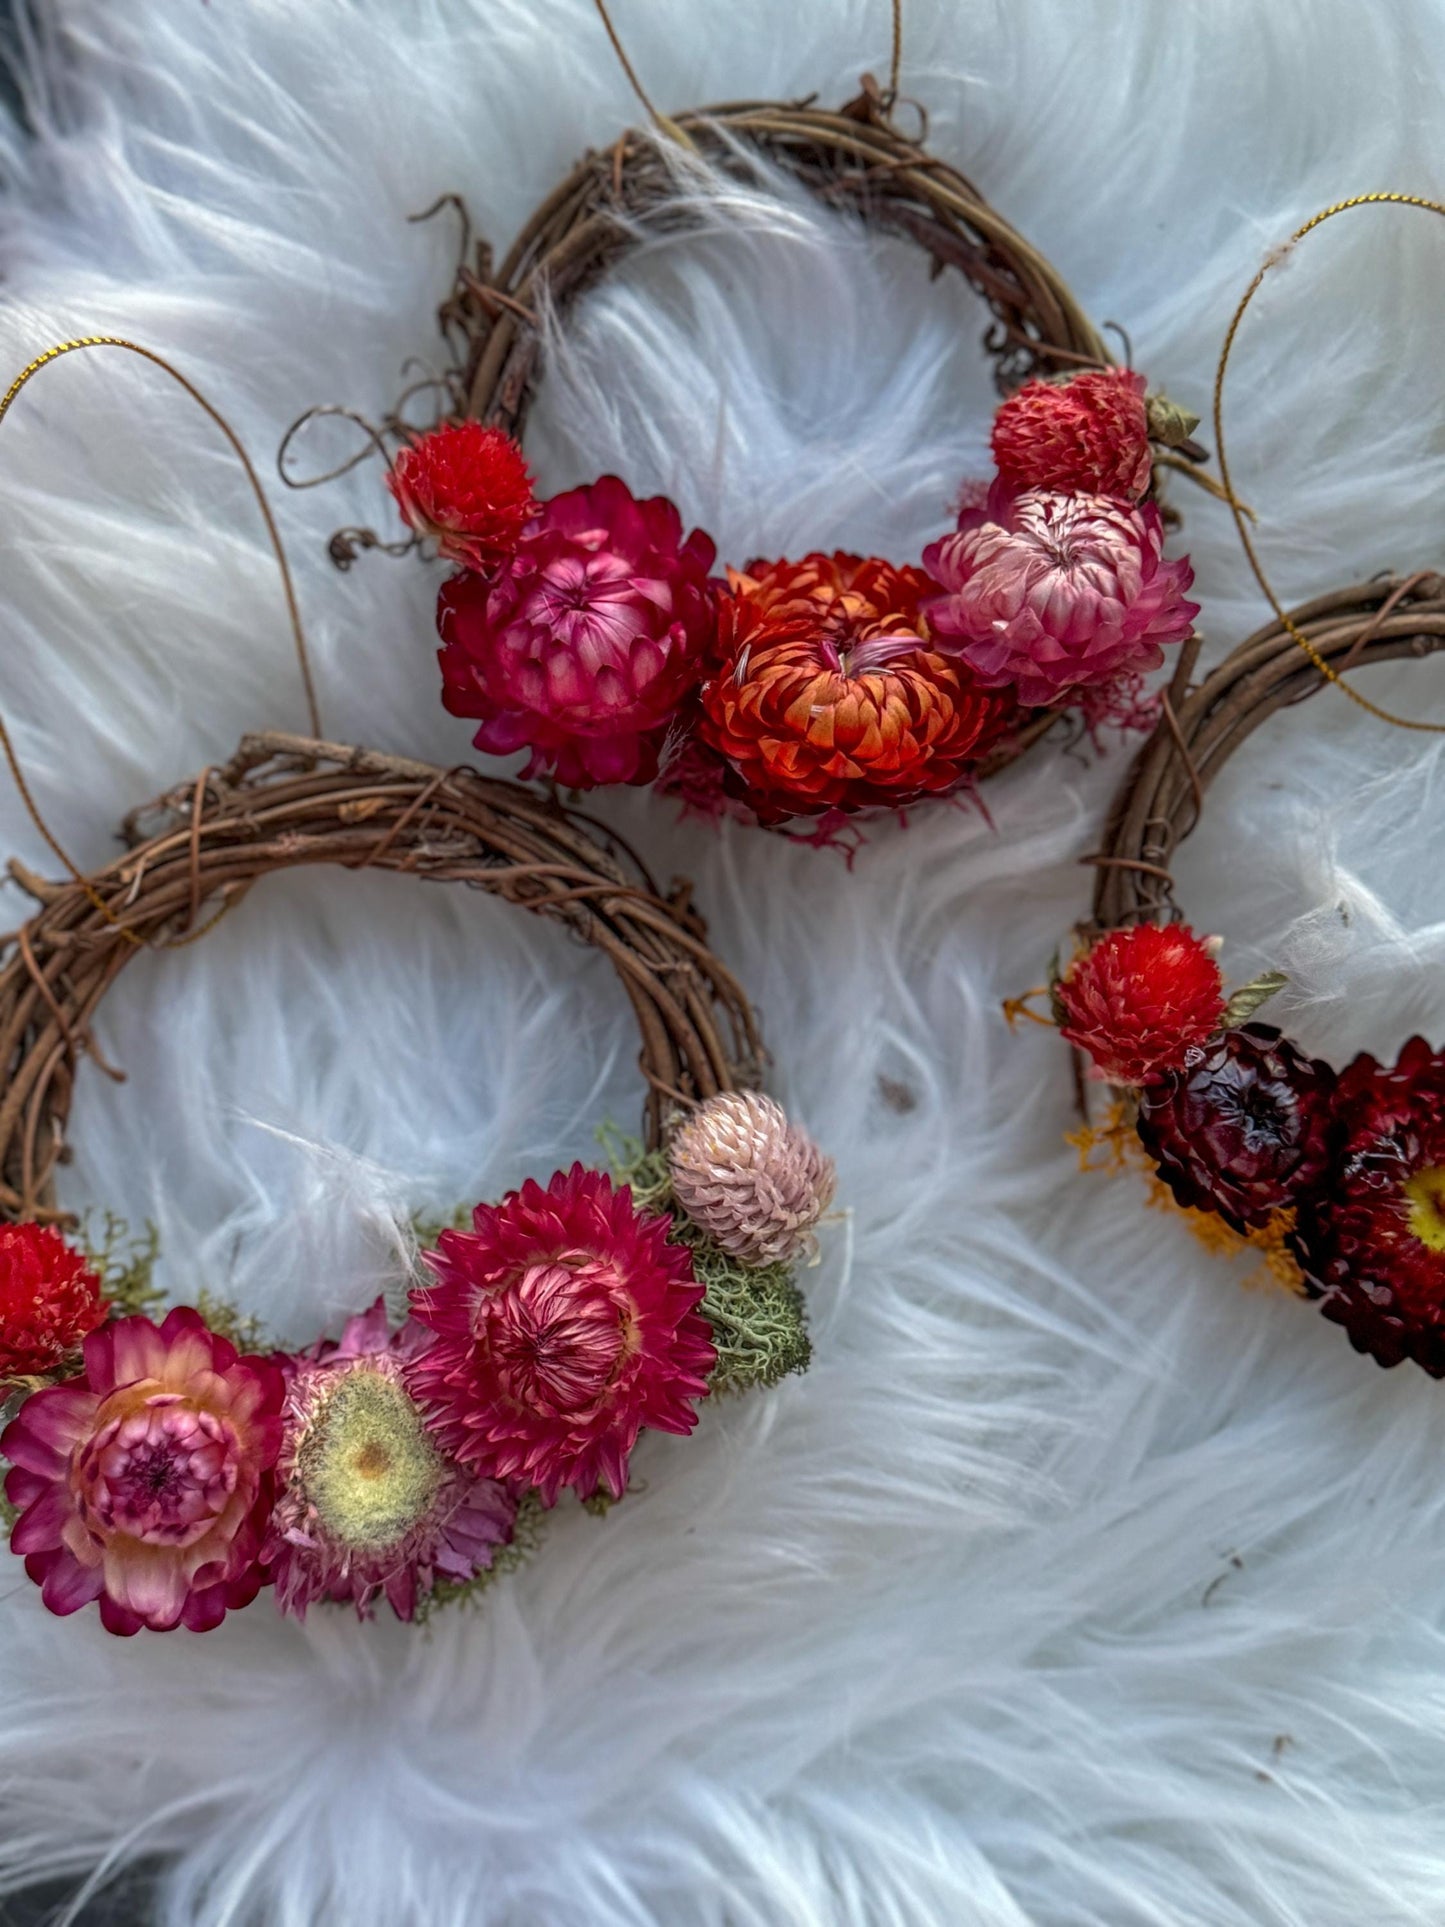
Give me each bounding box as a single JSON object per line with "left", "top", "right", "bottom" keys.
{"left": 1, "top": 1095, "right": 827, "bottom": 1634}
{"left": 1045, "top": 920, "right": 1445, "bottom": 1378}
{"left": 388, "top": 366, "right": 1196, "bottom": 838}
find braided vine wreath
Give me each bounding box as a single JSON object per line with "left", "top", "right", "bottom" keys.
{"left": 0, "top": 733, "right": 833, "bottom": 1634}
{"left": 1027, "top": 575, "right": 1445, "bottom": 1374}
{"left": 285, "top": 86, "right": 1208, "bottom": 845}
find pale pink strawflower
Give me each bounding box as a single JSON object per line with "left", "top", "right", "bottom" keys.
{"left": 3, "top": 1308, "right": 283, "bottom": 1635}
{"left": 265, "top": 1299, "right": 517, "bottom": 1623}
{"left": 437, "top": 475, "right": 717, "bottom": 788}
{"left": 923, "top": 481, "right": 1198, "bottom": 708}
{"left": 669, "top": 1091, "right": 836, "bottom": 1266}
{"left": 409, "top": 1165, "right": 715, "bottom": 1505}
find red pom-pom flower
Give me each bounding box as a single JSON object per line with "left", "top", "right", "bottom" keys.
{"left": 0, "top": 1223, "right": 108, "bottom": 1381}
{"left": 924, "top": 482, "right": 1198, "bottom": 709}
{"left": 3, "top": 1308, "right": 284, "bottom": 1634}
{"left": 437, "top": 476, "right": 718, "bottom": 788}
{"left": 1056, "top": 923, "right": 1225, "bottom": 1085}
{"left": 696, "top": 552, "right": 1014, "bottom": 821}
{"left": 991, "top": 368, "right": 1153, "bottom": 501}
{"left": 408, "top": 1165, "right": 716, "bottom": 1505}
{"left": 387, "top": 421, "right": 537, "bottom": 572}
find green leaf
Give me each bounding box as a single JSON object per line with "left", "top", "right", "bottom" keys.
{"left": 1222, "top": 970, "right": 1288, "bottom": 1030}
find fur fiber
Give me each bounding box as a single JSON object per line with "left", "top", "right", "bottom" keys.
{"left": 3, "top": 2, "right": 1445, "bottom": 1921}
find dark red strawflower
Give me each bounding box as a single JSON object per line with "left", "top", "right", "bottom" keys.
{"left": 991, "top": 368, "right": 1153, "bottom": 500}
{"left": 1055, "top": 923, "right": 1224, "bottom": 1085}
{"left": 1291, "top": 1036, "right": 1445, "bottom": 1373}
{"left": 437, "top": 476, "right": 718, "bottom": 788}
{"left": 408, "top": 1165, "right": 715, "bottom": 1505}
{"left": 0, "top": 1223, "right": 108, "bottom": 1382}
{"left": 1138, "top": 1023, "right": 1336, "bottom": 1233}
{"left": 387, "top": 421, "right": 537, "bottom": 572}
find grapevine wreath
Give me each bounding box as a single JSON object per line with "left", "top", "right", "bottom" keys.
{"left": 282, "top": 6, "right": 1210, "bottom": 845}
{"left": 0, "top": 344, "right": 833, "bottom": 1638}
{"left": 1029, "top": 579, "right": 1445, "bottom": 1375}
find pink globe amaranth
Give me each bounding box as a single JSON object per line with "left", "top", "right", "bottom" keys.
{"left": 265, "top": 1298, "right": 517, "bottom": 1623}
{"left": 436, "top": 475, "right": 719, "bottom": 788}
{"left": 922, "top": 480, "right": 1199, "bottom": 708}
{"left": 3, "top": 1308, "right": 283, "bottom": 1635}
{"left": 408, "top": 1165, "right": 716, "bottom": 1505}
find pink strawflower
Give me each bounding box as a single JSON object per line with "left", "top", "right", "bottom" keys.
{"left": 408, "top": 1165, "right": 716, "bottom": 1505}
{"left": 991, "top": 369, "right": 1153, "bottom": 500}
{"left": 923, "top": 481, "right": 1198, "bottom": 708}
{"left": 386, "top": 421, "right": 537, "bottom": 572}
{"left": 437, "top": 476, "right": 718, "bottom": 788}
{"left": 265, "top": 1298, "right": 516, "bottom": 1623}
{"left": 3, "top": 1308, "right": 283, "bottom": 1635}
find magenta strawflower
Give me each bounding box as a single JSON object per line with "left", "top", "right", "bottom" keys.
{"left": 265, "top": 1298, "right": 516, "bottom": 1622}
{"left": 437, "top": 476, "right": 718, "bottom": 788}
{"left": 923, "top": 481, "right": 1198, "bottom": 707}
{"left": 3, "top": 1308, "right": 283, "bottom": 1634}
{"left": 408, "top": 1165, "right": 715, "bottom": 1505}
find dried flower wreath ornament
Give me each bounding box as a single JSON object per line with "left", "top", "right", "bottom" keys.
{"left": 280, "top": 0, "right": 1210, "bottom": 848}
{"left": 1019, "top": 194, "right": 1445, "bottom": 1377}
{"left": 0, "top": 339, "right": 832, "bottom": 1634}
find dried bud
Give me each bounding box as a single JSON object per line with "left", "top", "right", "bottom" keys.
{"left": 1145, "top": 393, "right": 1201, "bottom": 448}
{"left": 668, "top": 1092, "right": 835, "bottom": 1267}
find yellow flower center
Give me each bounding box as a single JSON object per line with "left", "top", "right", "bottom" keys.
{"left": 1405, "top": 1164, "right": 1445, "bottom": 1253}
{"left": 299, "top": 1365, "right": 443, "bottom": 1551}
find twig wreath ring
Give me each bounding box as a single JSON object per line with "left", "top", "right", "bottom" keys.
{"left": 0, "top": 733, "right": 832, "bottom": 1633}
{"left": 0, "top": 344, "right": 833, "bottom": 1637}
{"left": 1033, "top": 579, "right": 1445, "bottom": 1373}
{"left": 285, "top": 3, "right": 1208, "bottom": 847}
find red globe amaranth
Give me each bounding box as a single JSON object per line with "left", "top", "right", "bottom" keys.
{"left": 1292, "top": 1036, "right": 1445, "bottom": 1373}
{"left": 1138, "top": 1024, "right": 1336, "bottom": 1232}
{"left": 1056, "top": 923, "right": 1224, "bottom": 1085}
{"left": 0, "top": 1223, "right": 108, "bottom": 1381}
{"left": 3, "top": 1308, "right": 283, "bottom": 1634}
{"left": 924, "top": 482, "right": 1198, "bottom": 708}
{"left": 437, "top": 476, "right": 718, "bottom": 788}
{"left": 408, "top": 1165, "right": 715, "bottom": 1504}
{"left": 697, "top": 552, "right": 1015, "bottom": 822}
{"left": 992, "top": 369, "right": 1153, "bottom": 500}
{"left": 386, "top": 421, "right": 537, "bottom": 572}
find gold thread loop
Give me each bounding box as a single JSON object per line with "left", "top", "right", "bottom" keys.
{"left": 0, "top": 335, "right": 324, "bottom": 943}
{"left": 1214, "top": 194, "right": 1445, "bottom": 733}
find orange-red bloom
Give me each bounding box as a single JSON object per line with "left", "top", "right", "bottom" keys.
{"left": 696, "top": 553, "right": 1014, "bottom": 821}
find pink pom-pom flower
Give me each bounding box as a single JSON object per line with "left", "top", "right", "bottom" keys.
{"left": 437, "top": 476, "right": 718, "bottom": 788}
{"left": 3, "top": 1308, "right": 283, "bottom": 1635}
{"left": 923, "top": 481, "right": 1199, "bottom": 708}
{"left": 408, "top": 1165, "right": 716, "bottom": 1505}
{"left": 264, "top": 1298, "right": 517, "bottom": 1623}
{"left": 991, "top": 368, "right": 1153, "bottom": 501}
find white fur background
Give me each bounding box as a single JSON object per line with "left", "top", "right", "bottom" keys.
{"left": 3, "top": 2, "right": 1445, "bottom": 1922}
